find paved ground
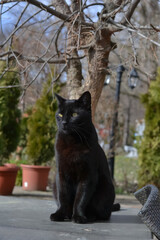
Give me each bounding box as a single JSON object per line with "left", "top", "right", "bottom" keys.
{"left": 0, "top": 187, "right": 152, "bottom": 240}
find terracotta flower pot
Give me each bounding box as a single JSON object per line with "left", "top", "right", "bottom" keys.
{"left": 21, "top": 164, "right": 50, "bottom": 191}
{"left": 0, "top": 164, "right": 19, "bottom": 195}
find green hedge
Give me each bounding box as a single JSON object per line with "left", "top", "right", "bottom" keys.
{"left": 0, "top": 62, "right": 21, "bottom": 165}
{"left": 26, "top": 78, "right": 59, "bottom": 165}
{"left": 138, "top": 67, "right": 160, "bottom": 188}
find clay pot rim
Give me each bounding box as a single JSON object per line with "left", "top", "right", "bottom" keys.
{"left": 0, "top": 164, "right": 20, "bottom": 172}
{"left": 21, "top": 164, "right": 50, "bottom": 169}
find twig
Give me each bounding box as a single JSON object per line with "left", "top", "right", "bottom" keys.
{"left": 0, "top": 7, "right": 43, "bottom": 47}
{"left": 0, "top": 50, "right": 66, "bottom": 63}
{"left": 108, "top": 19, "right": 160, "bottom": 47}
{"left": 1, "top": 2, "right": 18, "bottom": 14}
{"left": 55, "top": 10, "right": 80, "bottom": 56}
{"left": 47, "top": 64, "right": 67, "bottom": 94}
{"left": 20, "top": 55, "right": 54, "bottom": 101}
{"left": 10, "top": 2, "right": 29, "bottom": 48}
{"left": 150, "top": 24, "right": 160, "bottom": 32}
{"left": 22, "top": 54, "right": 56, "bottom": 95}
{"left": 0, "top": 0, "right": 24, "bottom": 4}
{"left": 122, "top": 0, "right": 141, "bottom": 24}
{"left": 26, "top": 0, "right": 68, "bottom": 21}
{"left": 128, "top": 31, "right": 138, "bottom": 65}
{"left": 0, "top": 84, "right": 27, "bottom": 89}
{"left": 0, "top": 67, "right": 9, "bottom": 80}
{"left": 10, "top": 49, "right": 25, "bottom": 68}
{"left": 82, "top": 3, "right": 105, "bottom": 10}
{"left": 26, "top": 0, "right": 94, "bottom": 27}
{"left": 101, "top": 0, "right": 130, "bottom": 20}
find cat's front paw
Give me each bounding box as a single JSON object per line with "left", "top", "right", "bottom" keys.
{"left": 50, "top": 211, "right": 65, "bottom": 222}
{"left": 72, "top": 214, "right": 88, "bottom": 224}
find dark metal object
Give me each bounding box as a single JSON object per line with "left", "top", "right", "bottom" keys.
{"left": 108, "top": 65, "right": 125, "bottom": 179}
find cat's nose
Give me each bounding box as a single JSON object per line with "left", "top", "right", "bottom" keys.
{"left": 62, "top": 120, "right": 67, "bottom": 126}
{"left": 62, "top": 120, "right": 67, "bottom": 129}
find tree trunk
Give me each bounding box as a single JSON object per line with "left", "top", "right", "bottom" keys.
{"left": 67, "top": 49, "right": 83, "bottom": 99}
{"left": 66, "top": 27, "right": 113, "bottom": 117}
{"left": 66, "top": 0, "right": 83, "bottom": 99}
{"left": 83, "top": 29, "right": 113, "bottom": 117}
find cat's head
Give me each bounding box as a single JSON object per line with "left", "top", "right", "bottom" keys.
{"left": 55, "top": 91, "right": 92, "bottom": 134}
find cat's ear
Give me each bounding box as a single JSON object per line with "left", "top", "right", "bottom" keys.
{"left": 54, "top": 93, "right": 66, "bottom": 106}
{"left": 78, "top": 91, "right": 91, "bottom": 110}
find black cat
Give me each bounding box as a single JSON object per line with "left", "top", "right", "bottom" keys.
{"left": 50, "top": 91, "right": 119, "bottom": 224}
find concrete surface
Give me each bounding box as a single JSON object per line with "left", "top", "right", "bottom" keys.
{"left": 0, "top": 187, "right": 151, "bottom": 240}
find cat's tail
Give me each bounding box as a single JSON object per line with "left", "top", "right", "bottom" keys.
{"left": 112, "top": 203, "right": 120, "bottom": 212}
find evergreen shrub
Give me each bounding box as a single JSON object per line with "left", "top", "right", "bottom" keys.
{"left": 138, "top": 67, "right": 160, "bottom": 188}
{"left": 26, "top": 78, "right": 59, "bottom": 165}
{"left": 0, "top": 62, "right": 21, "bottom": 165}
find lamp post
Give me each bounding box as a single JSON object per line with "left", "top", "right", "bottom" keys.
{"left": 108, "top": 66, "right": 139, "bottom": 179}
{"left": 108, "top": 65, "right": 125, "bottom": 179}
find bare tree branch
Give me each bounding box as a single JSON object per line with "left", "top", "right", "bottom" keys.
{"left": 122, "top": 0, "right": 141, "bottom": 23}
{"left": 128, "top": 31, "right": 138, "bottom": 65}
{"left": 82, "top": 3, "right": 105, "bottom": 10}
{"left": 47, "top": 63, "right": 67, "bottom": 94}
{"left": 1, "top": 0, "right": 24, "bottom": 4}
{"left": 0, "top": 51, "right": 66, "bottom": 63}
{"left": 26, "top": 0, "right": 69, "bottom": 21}
{"left": 26, "top": 0, "right": 94, "bottom": 27}
{"left": 0, "top": 84, "right": 26, "bottom": 89}
{"left": 20, "top": 54, "right": 56, "bottom": 100}
{"left": 10, "top": 2, "right": 29, "bottom": 48}
{"left": 0, "top": 7, "right": 42, "bottom": 47}
{"left": 100, "top": 0, "right": 130, "bottom": 20}
{"left": 1, "top": 2, "right": 18, "bottom": 14}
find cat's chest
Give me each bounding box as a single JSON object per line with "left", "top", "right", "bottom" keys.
{"left": 56, "top": 135, "right": 89, "bottom": 171}
{"left": 56, "top": 136, "right": 89, "bottom": 158}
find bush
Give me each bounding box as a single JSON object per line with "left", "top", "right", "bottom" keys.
{"left": 26, "top": 78, "right": 60, "bottom": 165}
{"left": 0, "top": 62, "right": 21, "bottom": 165}
{"left": 138, "top": 67, "right": 160, "bottom": 188}
{"left": 15, "top": 108, "right": 33, "bottom": 161}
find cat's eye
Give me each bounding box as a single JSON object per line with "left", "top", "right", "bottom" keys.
{"left": 72, "top": 112, "right": 78, "bottom": 117}
{"left": 58, "top": 113, "right": 63, "bottom": 117}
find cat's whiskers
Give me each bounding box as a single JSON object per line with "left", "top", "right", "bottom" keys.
{"left": 75, "top": 126, "right": 91, "bottom": 148}
{"left": 72, "top": 127, "right": 84, "bottom": 144}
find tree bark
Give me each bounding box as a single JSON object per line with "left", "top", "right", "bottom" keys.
{"left": 67, "top": 48, "right": 83, "bottom": 99}
{"left": 66, "top": 0, "right": 83, "bottom": 99}
{"left": 82, "top": 29, "right": 113, "bottom": 116}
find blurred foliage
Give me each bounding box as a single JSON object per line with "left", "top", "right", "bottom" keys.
{"left": 14, "top": 107, "right": 33, "bottom": 162}
{"left": 9, "top": 158, "right": 28, "bottom": 186}
{"left": 0, "top": 61, "right": 21, "bottom": 165}
{"left": 137, "top": 67, "right": 160, "bottom": 188}
{"left": 115, "top": 154, "right": 138, "bottom": 194}
{"left": 26, "top": 76, "right": 60, "bottom": 165}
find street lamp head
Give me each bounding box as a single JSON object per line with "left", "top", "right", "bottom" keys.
{"left": 104, "top": 74, "right": 111, "bottom": 86}
{"left": 128, "top": 68, "right": 139, "bottom": 89}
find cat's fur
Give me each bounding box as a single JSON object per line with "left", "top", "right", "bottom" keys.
{"left": 50, "top": 91, "right": 118, "bottom": 224}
